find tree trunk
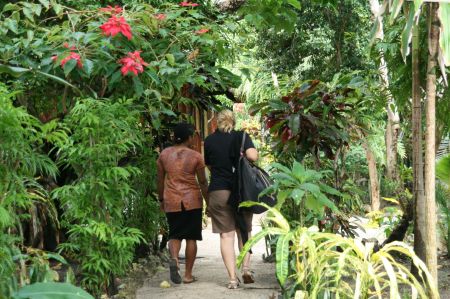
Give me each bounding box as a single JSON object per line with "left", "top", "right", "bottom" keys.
{"left": 385, "top": 109, "right": 400, "bottom": 181}
{"left": 383, "top": 51, "right": 400, "bottom": 182}
{"left": 369, "top": 0, "right": 400, "bottom": 182}
{"left": 362, "top": 140, "right": 380, "bottom": 211}
{"left": 424, "top": 2, "right": 439, "bottom": 287}
{"left": 412, "top": 17, "right": 427, "bottom": 266}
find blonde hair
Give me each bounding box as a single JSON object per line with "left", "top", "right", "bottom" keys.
{"left": 216, "top": 109, "right": 235, "bottom": 133}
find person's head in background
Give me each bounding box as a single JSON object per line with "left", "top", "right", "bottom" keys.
{"left": 216, "top": 109, "right": 235, "bottom": 133}
{"left": 173, "top": 122, "right": 195, "bottom": 147}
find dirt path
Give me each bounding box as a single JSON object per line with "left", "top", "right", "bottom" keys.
{"left": 136, "top": 215, "right": 280, "bottom": 299}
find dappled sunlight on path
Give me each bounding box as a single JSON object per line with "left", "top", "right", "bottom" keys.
{"left": 136, "top": 214, "right": 280, "bottom": 299}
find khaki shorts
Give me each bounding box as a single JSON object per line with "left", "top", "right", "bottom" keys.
{"left": 208, "top": 190, "right": 253, "bottom": 233}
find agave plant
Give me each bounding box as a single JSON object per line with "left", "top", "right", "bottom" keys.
{"left": 238, "top": 203, "right": 439, "bottom": 299}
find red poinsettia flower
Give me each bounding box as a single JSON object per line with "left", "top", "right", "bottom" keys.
{"left": 119, "top": 51, "right": 148, "bottom": 76}
{"left": 195, "top": 28, "right": 209, "bottom": 35}
{"left": 154, "top": 13, "right": 167, "bottom": 21}
{"left": 180, "top": 1, "right": 199, "bottom": 7}
{"left": 60, "top": 52, "right": 83, "bottom": 69}
{"left": 63, "top": 42, "right": 76, "bottom": 50}
{"left": 99, "top": 15, "right": 132, "bottom": 40}
{"left": 99, "top": 5, "right": 123, "bottom": 15}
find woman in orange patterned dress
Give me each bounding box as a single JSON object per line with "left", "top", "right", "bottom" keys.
{"left": 157, "top": 123, "right": 208, "bottom": 284}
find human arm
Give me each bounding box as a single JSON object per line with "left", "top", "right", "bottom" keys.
{"left": 245, "top": 148, "right": 258, "bottom": 162}
{"left": 156, "top": 158, "right": 165, "bottom": 209}
{"left": 196, "top": 167, "right": 209, "bottom": 206}
{"left": 244, "top": 133, "right": 258, "bottom": 162}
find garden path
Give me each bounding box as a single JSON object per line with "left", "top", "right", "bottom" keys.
{"left": 136, "top": 214, "right": 280, "bottom": 299}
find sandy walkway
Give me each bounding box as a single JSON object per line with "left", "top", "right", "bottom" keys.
{"left": 136, "top": 214, "right": 280, "bottom": 299}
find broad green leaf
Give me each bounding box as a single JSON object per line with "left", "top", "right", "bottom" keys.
{"left": 436, "top": 155, "right": 450, "bottom": 184}
{"left": 276, "top": 189, "right": 291, "bottom": 207}
{"left": 51, "top": 1, "right": 63, "bottom": 15}
{"left": 290, "top": 189, "right": 305, "bottom": 204}
{"left": 39, "top": 0, "right": 50, "bottom": 9}
{"left": 83, "top": 59, "right": 94, "bottom": 76}
{"left": 316, "top": 193, "right": 338, "bottom": 212}
{"left": 14, "top": 282, "right": 94, "bottom": 299}
{"left": 286, "top": 0, "right": 301, "bottom": 10}
{"left": 438, "top": 4, "right": 450, "bottom": 66}
{"left": 23, "top": 7, "right": 34, "bottom": 21}
{"left": 165, "top": 54, "right": 176, "bottom": 66}
{"left": 300, "top": 182, "right": 321, "bottom": 194}
{"left": 33, "top": 3, "right": 43, "bottom": 16}
{"left": 318, "top": 183, "right": 341, "bottom": 196}
{"left": 4, "top": 18, "right": 19, "bottom": 34}
{"left": 305, "top": 195, "right": 324, "bottom": 215}
{"left": 276, "top": 232, "right": 292, "bottom": 286}
{"left": 0, "top": 64, "right": 29, "bottom": 76}
{"left": 292, "top": 160, "right": 305, "bottom": 180}
{"left": 63, "top": 59, "right": 77, "bottom": 77}
{"left": 27, "top": 30, "right": 34, "bottom": 42}
{"left": 3, "top": 3, "right": 19, "bottom": 12}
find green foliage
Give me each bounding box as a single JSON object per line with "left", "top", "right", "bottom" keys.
{"left": 0, "top": 0, "right": 241, "bottom": 119}
{"left": 238, "top": 204, "right": 439, "bottom": 298}
{"left": 0, "top": 83, "right": 68, "bottom": 298}
{"left": 239, "top": 0, "right": 301, "bottom": 33}
{"left": 262, "top": 161, "right": 340, "bottom": 226}
{"left": 52, "top": 98, "right": 145, "bottom": 295}
{"left": 251, "top": 0, "right": 372, "bottom": 82}
{"left": 14, "top": 282, "right": 94, "bottom": 299}
{"left": 251, "top": 74, "right": 378, "bottom": 162}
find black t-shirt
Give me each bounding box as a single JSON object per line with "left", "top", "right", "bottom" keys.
{"left": 204, "top": 130, "right": 255, "bottom": 192}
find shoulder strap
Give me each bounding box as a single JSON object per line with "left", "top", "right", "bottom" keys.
{"left": 240, "top": 131, "right": 246, "bottom": 155}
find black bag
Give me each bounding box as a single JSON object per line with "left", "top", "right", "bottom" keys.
{"left": 238, "top": 132, "right": 276, "bottom": 214}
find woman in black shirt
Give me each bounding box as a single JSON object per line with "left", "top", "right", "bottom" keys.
{"left": 204, "top": 109, "right": 258, "bottom": 289}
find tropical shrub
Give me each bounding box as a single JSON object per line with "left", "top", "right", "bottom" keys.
{"left": 52, "top": 98, "right": 145, "bottom": 295}
{"left": 262, "top": 161, "right": 340, "bottom": 227}
{"left": 0, "top": 0, "right": 240, "bottom": 120}
{"left": 238, "top": 204, "right": 439, "bottom": 299}
{"left": 0, "top": 84, "right": 71, "bottom": 297}
{"left": 250, "top": 75, "right": 375, "bottom": 162}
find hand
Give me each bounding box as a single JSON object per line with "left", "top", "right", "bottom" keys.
{"left": 205, "top": 205, "right": 211, "bottom": 217}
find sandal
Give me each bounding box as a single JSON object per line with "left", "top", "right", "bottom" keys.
{"left": 242, "top": 268, "right": 255, "bottom": 284}
{"left": 227, "top": 279, "right": 240, "bottom": 289}
{"left": 169, "top": 258, "right": 182, "bottom": 284}
{"left": 183, "top": 276, "right": 198, "bottom": 284}
{"left": 227, "top": 279, "right": 239, "bottom": 290}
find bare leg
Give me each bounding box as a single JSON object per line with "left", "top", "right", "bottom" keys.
{"left": 184, "top": 240, "right": 197, "bottom": 281}
{"left": 236, "top": 229, "right": 252, "bottom": 271}
{"left": 168, "top": 239, "right": 182, "bottom": 284}
{"left": 168, "top": 239, "right": 182, "bottom": 266}
{"left": 220, "top": 231, "right": 237, "bottom": 281}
